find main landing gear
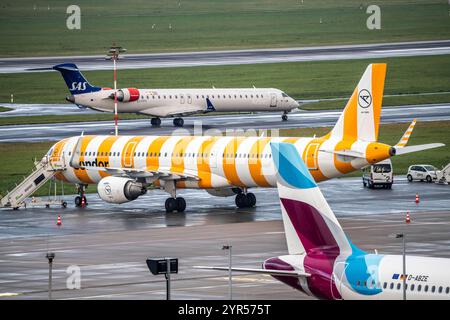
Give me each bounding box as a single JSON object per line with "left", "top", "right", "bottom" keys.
{"left": 282, "top": 112, "right": 288, "bottom": 121}
{"left": 151, "top": 117, "right": 161, "bottom": 126}
{"left": 165, "top": 197, "right": 186, "bottom": 213}
{"left": 173, "top": 117, "right": 184, "bottom": 127}
{"left": 163, "top": 180, "right": 186, "bottom": 213}
{"left": 74, "top": 184, "right": 88, "bottom": 208}
{"left": 235, "top": 191, "right": 256, "bottom": 208}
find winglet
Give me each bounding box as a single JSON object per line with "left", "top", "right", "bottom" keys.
{"left": 206, "top": 98, "right": 216, "bottom": 112}
{"left": 395, "top": 118, "right": 416, "bottom": 148}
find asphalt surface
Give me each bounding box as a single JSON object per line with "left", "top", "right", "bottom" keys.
{"left": 0, "top": 103, "right": 449, "bottom": 143}
{"left": 1, "top": 40, "right": 450, "bottom": 74}
{"left": 0, "top": 177, "right": 449, "bottom": 299}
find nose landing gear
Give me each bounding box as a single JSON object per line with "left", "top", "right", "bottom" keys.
{"left": 75, "top": 184, "right": 88, "bottom": 208}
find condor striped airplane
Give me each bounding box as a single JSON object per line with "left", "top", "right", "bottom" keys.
{"left": 53, "top": 63, "right": 299, "bottom": 127}
{"left": 43, "top": 64, "right": 442, "bottom": 212}
{"left": 198, "top": 142, "right": 450, "bottom": 300}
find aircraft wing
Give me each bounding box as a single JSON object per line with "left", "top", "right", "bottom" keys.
{"left": 139, "top": 100, "right": 215, "bottom": 118}
{"left": 194, "top": 266, "right": 310, "bottom": 278}
{"left": 97, "top": 167, "right": 200, "bottom": 181}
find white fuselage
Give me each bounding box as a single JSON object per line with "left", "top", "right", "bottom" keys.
{"left": 73, "top": 88, "right": 298, "bottom": 117}
{"left": 273, "top": 253, "right": 450, "bottom": 300}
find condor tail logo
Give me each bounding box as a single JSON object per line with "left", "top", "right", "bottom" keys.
{"left": 70, "top": 82, "right": 88, "bottom": 92}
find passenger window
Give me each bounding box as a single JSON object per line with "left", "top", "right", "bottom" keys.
{"left": 424, "top": 285, "right": 429, "bottom": 292}
{"left": 383, "top": 282, "right": 387, "bottom": 289}
{"left": 410, "top": 284, "right": 415, "bottom": 291}
{"left": 439, "top": 286, "right": 443, "bottom": 293}
{"left": 389, "top": 283, "right": 394, "bottom": 289}
{"left": 397, "top": 283, "right": 401, "bottom": 290}
{"left": 446, "top": 287, "right": 450, "bottom": 294}
{"left": 432, "top": 286, "right": 436, "bottom": 293}
{"left": 418, "top": 285, "right": 422, "bottom": 292}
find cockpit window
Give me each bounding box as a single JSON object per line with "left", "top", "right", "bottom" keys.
{"left": 47, "top": 148, "right": 54, "bottom": 156}
{"left": 281, "top": 93, "right": 288, "bottom": 98}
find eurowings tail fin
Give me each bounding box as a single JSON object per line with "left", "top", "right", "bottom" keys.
{"left": 270, "top": 142, "right": 354, "bottom": 255}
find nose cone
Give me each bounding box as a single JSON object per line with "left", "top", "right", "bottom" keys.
{"left": 290, "top": 98, "right": 300, "bottom": 109}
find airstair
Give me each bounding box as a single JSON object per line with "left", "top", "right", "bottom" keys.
{"left": 0, "top": 155, "right": 67, "bottom": 209}
{"left": 436, "top": 163, "right": 450, "bottom": 185}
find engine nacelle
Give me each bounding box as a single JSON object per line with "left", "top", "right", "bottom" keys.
{"left": 205, "top": 188, "right": 242, "bottom": 197}
{"left": 97, "top": 176, "right": 147, "bottom": 204}
{"left": 116, "top": 88, "right": 140, "bottom": 102}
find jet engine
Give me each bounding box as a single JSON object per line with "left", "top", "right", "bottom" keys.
{"left": 115, "top": 88, "right": 140, "bottom": 102}
{"left": 97, "top": 176, "right": 147, "bottom": 204}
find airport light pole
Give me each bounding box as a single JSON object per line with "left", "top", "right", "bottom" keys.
{"left": 106, "top": 44, "right": 127, "bottom": 136}
{"left": 222, "top": 244, "right": 232, "bottom": 300}
{"left": 46, "top": 252, "right": 55, "bottom": 300}
{"left": 394, "top": 233, "right": 407, "bottom": 300}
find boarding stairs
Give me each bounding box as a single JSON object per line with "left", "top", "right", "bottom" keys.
{"left": 436, "top": 163, "right": 450, "bottom": 185}
{"left": 0, "top": 155, "right": 67, "bottom": 209}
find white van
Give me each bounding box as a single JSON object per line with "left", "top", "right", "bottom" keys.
{"left": 362, "top": 159, "right": 393, "bottom": 189}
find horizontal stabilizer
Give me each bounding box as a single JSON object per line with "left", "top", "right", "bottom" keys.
{"left": 395, "top": 143, "right": 445, "bottom": 155}
{"left": 194, "top": 266, "right": 310, "bottom": 277}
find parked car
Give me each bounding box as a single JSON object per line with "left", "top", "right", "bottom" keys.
{"left": 362, "top": 159, "right": 393, "bottom": 189}
{"left": 407, "top": 164, "right": 438, "bottom": 183}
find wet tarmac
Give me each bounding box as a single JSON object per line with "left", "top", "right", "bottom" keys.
{"left": 0, "top": 176, "right": 449, "bottom": 299}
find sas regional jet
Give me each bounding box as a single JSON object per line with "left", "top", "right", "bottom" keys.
{"left": 53, "top": 63, "right": 299, "bottom": 127}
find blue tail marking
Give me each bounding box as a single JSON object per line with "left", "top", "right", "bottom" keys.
{"left": 270, "top": 142, "right": 317, "bottom": 189}
{"left": 53, "top": 63, "right": 101, "bottom": 95}
{"left": 206, "top": 98, "right": 216, "bottom": 112}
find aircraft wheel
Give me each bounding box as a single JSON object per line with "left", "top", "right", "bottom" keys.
{"left": 282, "top": 114, "right": 288, "bottom": 121}
{"left": 235, "top": 193, "right": 248, "bottom": 208}
{"left": 173, "top": 118, "right": 184, "bottom": 127}
{"left": 165, "top": 197, "right": 177, "bottom": 213}
{"left": 151, "top": 117, "right": 161, "bottom": 126}
{"left": 176, "top": 197, "right": 186, "bottom": 212}
{"left": 247, "top": 192, "right": 256, "bottom": 207}
{"left": 75, "top": 196, "right": 82, "bottom": 207}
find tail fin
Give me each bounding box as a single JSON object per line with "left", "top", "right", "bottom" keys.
{"left": 53, "top": 63, "right": 101, "bottom": 95}
{"left": 328, "top": 63, "right": 386, "bottom": 142}
{"left": 270, "top": 142, "right": 353, "bottom": 255}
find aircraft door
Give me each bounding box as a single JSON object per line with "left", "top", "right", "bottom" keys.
{"left": 270, "top": 93, "right": 277, "bottom": 107}
{"left": 123, "top": 142, "right": 137, "bottom": 168}
{"left": 305, "top": 143, "right": 320, "bottom": 170}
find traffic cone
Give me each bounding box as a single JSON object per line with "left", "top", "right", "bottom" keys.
{"left": 405, "top": 211, "right": 411, "bottom": 224}
{"left": 56, "top": 215, "right": 62, "bottom": 227}
{"left": 415, "top": 193, "right": 420, "bottom": 204}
